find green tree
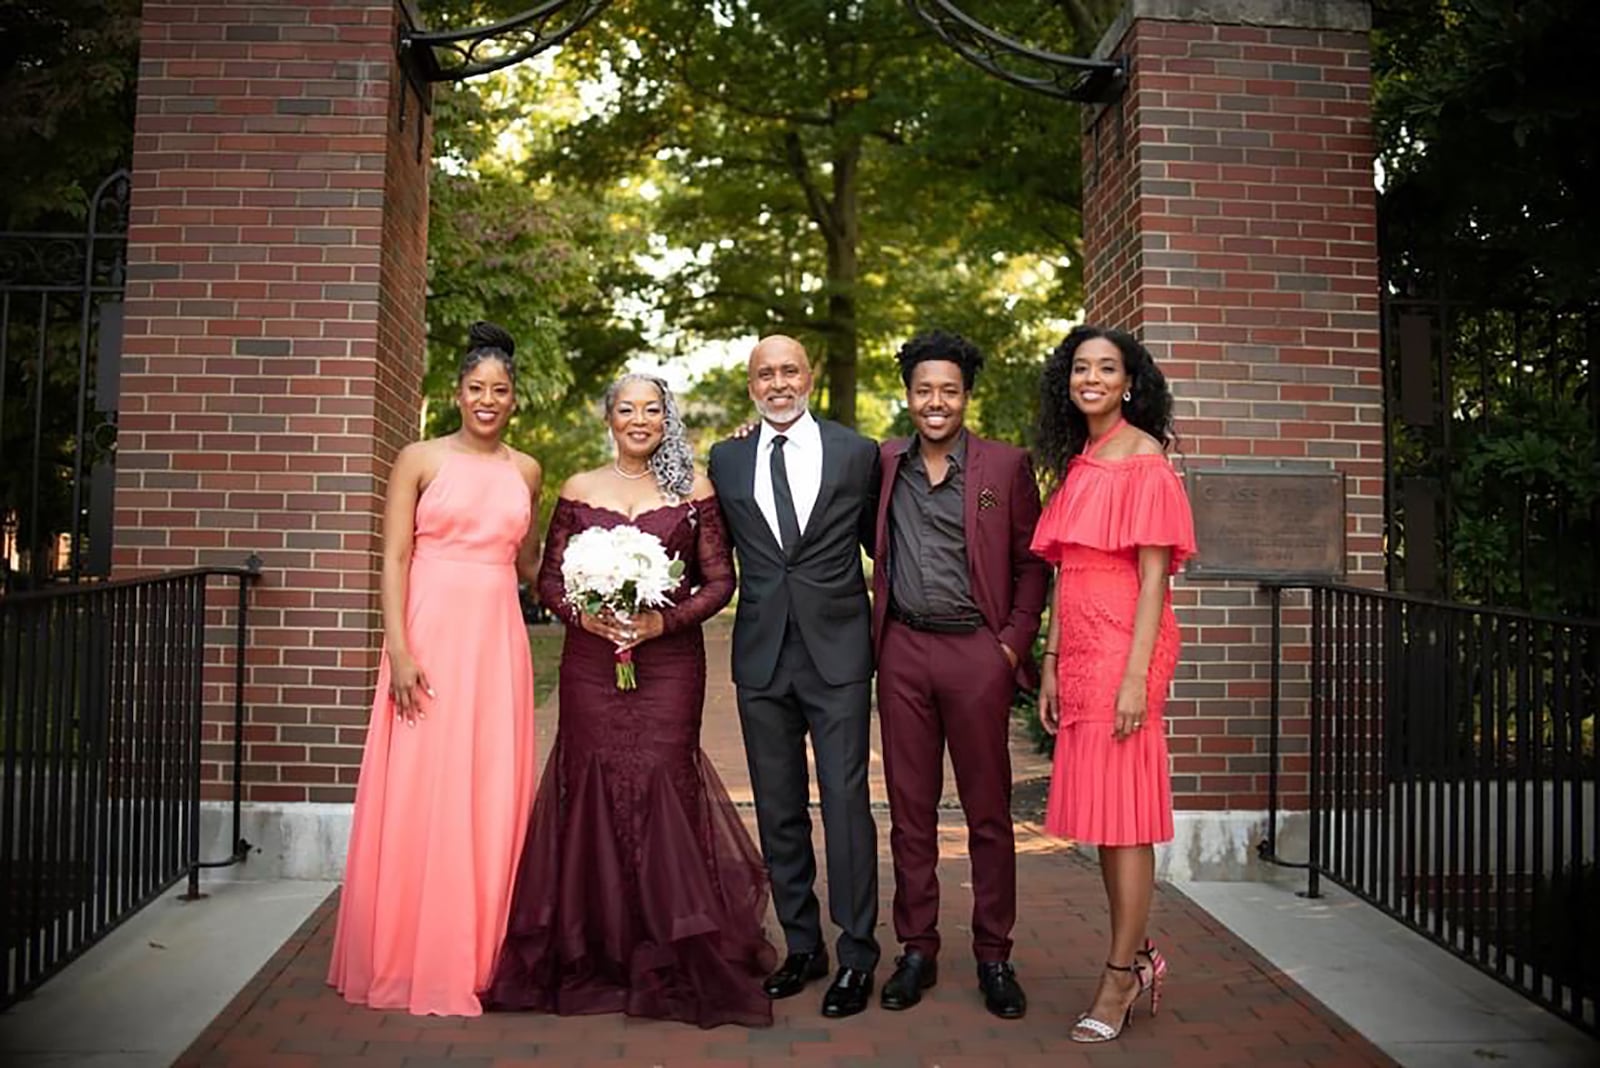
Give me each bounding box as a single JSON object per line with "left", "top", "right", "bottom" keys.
{"left": 1375, "top": 0, "right": 1600, "bottom": 304}
{"left": 0, "top": 0, "right": 140, "bottom": 228}
{"left": 537, "top": 0, "right": 1112, "bottom": 429}
{"left": 1374, "top": 0, "right": 1600, "bottom": 614}
{"left": 422, "top": 62, "right": 651, "bottom": 519}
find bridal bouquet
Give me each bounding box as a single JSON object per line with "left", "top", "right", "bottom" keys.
{"left": 560, "top": 524, "right": 685, "bottom": 689}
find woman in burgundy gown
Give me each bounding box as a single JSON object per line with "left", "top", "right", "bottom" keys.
{"left": 485, "top": 373, "right": 776, "bottom": 1028}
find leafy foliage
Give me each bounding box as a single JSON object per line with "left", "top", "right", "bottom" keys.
{"left": 0, "top": 0, "right": 139, "bottom": 228}
{"left": 418, "top": 46, "right": 651, "bottom": 521}
{"left": 521, "top": 0, "right": 1112, "bottom": 429}
{"left": 1375, "top": 0, "right": 1600, "bottom": 304}
{"left": 1374, "top": 0, "right": 1600, "bottom": 615}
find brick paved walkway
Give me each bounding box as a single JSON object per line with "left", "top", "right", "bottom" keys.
{"left": 174, "top": 626, "right": 1393, "bottom": 1067}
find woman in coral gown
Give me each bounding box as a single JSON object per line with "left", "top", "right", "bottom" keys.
{"left": 484, "top": 373, "right": 776, "bottom": 1028}
{"left": 328, "top": 322, "right": 542, "bottom": 1017}
{"left": 1030, "top": 326, "right": 1196, "bottom": 1044}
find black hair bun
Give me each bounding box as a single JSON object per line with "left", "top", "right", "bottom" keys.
{"left": 468, "top": 320, "right": 515, "bottom": 359}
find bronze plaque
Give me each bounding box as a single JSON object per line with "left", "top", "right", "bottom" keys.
{"left": 1187, "top": 467, "right": 1345, "bottom": 580}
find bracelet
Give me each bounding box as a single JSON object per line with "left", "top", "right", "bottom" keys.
{"left": 1041, "top": 651, "right": 1058, "bottom": 660}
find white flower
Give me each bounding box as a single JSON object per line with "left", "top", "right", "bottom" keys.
{"left": 560, "top": 524, "right": 684, "bottom": 617}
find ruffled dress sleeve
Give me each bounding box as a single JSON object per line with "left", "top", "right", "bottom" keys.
{"left": 1030, "top": 455, "right": 1197, "bottom": 573}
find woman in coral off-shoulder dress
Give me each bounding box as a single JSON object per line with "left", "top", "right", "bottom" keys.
{"left": 328, "top": 322, "right": 542, "bottom": 1017}
{"left": 484, "top": 373, "right": 776, "bottom": 1028}
{"left": 1030, "top": 326, "right": 1196, "bottom": 1044}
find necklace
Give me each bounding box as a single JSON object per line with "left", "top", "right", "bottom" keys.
{"left": 613, "top": 461, "right": 650, "bottom": 480}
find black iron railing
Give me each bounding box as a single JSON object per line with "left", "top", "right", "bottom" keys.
{"left": 1262, "top": 583, "right": 1598, "bottom": 1035}
{"left": 1, "top": 563, "right": 260, "bottom": 1008}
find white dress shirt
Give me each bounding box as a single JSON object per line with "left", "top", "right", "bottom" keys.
{"left": 754, "top": 410, "right": 823, "bottom": 547}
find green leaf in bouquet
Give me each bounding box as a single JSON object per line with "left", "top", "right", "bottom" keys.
{"left": 668, "top": 560, "right": 686, "bottom": 580}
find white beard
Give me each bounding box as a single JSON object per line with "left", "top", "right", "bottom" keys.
{"left": 755, "top": 391, "right": 810, "bottom": 424}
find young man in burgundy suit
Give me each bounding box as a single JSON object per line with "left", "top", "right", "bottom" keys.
{"left": 871, "top": 330, "right": 1048, "bottom": 1018}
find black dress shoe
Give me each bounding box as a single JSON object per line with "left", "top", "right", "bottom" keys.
{"left": 763, "top": 950, "right": 830, "bottom": 999}
{"left": 820, "top": 966, "right": 874, "bottom": 1018}
{"left": 978, "top": 961, "right": 1027, "bottom": 1019}
{"left": 880, "top": 951, "right": 938, "bottom": 1011}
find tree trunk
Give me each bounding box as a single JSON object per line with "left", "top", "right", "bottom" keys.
{"left": 825, "top": 140, "right": 860, "bottom": 428}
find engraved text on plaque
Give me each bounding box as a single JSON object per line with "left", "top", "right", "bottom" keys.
{"left": 1187, "top": 468, "right": 1345, "bottom": 580}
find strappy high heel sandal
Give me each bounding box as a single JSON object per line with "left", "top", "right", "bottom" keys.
{"left": 1069, "top": 961, "right": 1140, "bottom": 1044}
{"left": 1137, "top": 938, "right": 1168, "bottom": 1017}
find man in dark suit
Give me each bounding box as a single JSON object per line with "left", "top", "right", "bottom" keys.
{"left": 871, "top": 330, "right": 1048, "bottom": 1018}
{"left": 708, "top": 334, "right": 881, "bottom": 1018}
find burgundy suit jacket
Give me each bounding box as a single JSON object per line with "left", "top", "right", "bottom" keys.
{"left": 871, "top": 433, "right": 1050, "bottom": 692}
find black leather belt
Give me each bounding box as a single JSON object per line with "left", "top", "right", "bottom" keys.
{"left": 889, "top": 606, "right": 983, "bottom": 634}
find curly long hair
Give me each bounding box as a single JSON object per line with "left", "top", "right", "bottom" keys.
{"left": 1034, "top": 326, "right": 1175, "bottom": 484}
{"left": 603, "top": 373, "right": 696, "bottom": 500}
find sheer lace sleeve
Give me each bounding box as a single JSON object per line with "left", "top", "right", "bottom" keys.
{"left": 659, "top": 497, "right": 736, "bottom": 636}
{"left": 537, "top": 497, "right": 581, "bottom": 626}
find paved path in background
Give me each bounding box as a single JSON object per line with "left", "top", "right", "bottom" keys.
{"left": 172, "top": 619, "right": 1393, "bottom": 1067}
{"left": 534, "top": 621, "right": 1056, "bottom": 809}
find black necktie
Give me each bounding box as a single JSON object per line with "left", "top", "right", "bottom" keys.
{"left": 770, "top": 434, "right": 802, "bottom": 554}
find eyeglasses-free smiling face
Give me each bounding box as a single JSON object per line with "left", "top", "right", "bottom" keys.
{"left": 608, "top": 378, "right": 667, "bottom": 462}
{"left": 456, "top": 359, "right": 514, "bottom": 440}
{"left": 1069, "top": 337, "right": 1131, "bottom": 418}
{"left": 905, "top": 358, "right": 968, "bottom": 445}
{"left": 747, "top": 336, "right": 813, "bottom": 429}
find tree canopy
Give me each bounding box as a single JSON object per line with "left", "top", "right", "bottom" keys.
{"left": 5, "top": 0, "right": 1599, "bottom": 610}
{"left": 491, "top": 0, "right": 1111, "bottom": 431}
{"left": 1373, "top": 0, "right": 1600, "bottom": 614}
{"left": 1374, "top": 0, "right": 1600, "bottom": 304}
{"left": 0, "top": 0, "right": 140, "bottom": 229}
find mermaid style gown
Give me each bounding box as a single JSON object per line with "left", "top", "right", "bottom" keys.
{"left": 329, "top": 450, "right": 539, "bottom": 1016}
{"left": 485, "top": 496, "right": 776, "bottom": 1028}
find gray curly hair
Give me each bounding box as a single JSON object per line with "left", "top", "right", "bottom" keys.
{"left": 603, "top": 372, "right": 696, "bottom": 500}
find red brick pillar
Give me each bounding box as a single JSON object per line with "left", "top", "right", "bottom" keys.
{"left": 117, "top": 0, "right": 430, "bottom": 869}
{"left": 1082, "top": 0, "right": 1381, "bottom": 877}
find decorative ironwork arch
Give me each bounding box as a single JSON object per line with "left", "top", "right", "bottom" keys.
{"left": 903, "top": 1, "right": 1124, "bottom": 103}
{"left": 401, "top": 0, "right": 1125, "bottom": 103}
{"left": 401, "top": 0, "right": 612, "bottom": 82}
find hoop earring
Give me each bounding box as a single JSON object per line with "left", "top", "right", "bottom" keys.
{"left": 1122, "top": 390, "right": 1132, "bottom": 403}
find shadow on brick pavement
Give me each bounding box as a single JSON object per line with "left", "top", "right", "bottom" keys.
{"left": 182, "top": 620, "right": 1393, "bottom": 1066}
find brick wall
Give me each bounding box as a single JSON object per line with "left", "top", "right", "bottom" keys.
{"left": 118, "top": 0, "right": 430, "bottom": 803}
{"left": 1082, "top": 0, "right": 1383, "bottom": 815}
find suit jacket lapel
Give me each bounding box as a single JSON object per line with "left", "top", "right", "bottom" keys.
{"left": 964, "top": 434, "right": 994, "bottom": 616}
{"left": 876, "top": 442, "right": 903, "bottom": 559}
{"left": 733, "top": 431, "right": 785, "bottom": 559}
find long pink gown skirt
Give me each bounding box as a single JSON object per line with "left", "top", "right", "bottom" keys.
{"left": 328, "top": 452, "right": 537, "bottom": 1016}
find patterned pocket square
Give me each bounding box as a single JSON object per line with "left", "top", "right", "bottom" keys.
{"left": 978, "top": 486, "right": 999, "bottom": 510}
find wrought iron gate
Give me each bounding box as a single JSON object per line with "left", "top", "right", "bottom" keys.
{"left": 1381, "top": 296, "right": 1600, "bottom": 616}
{"left": 0, "top": 170, "right": 129, "bottom": 594}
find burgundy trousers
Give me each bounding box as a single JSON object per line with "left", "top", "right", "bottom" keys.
{"left": 876, "top": 619, "right": 1017, "bottom": 964}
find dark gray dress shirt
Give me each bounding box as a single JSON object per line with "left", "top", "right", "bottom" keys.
{"left": 888, "top": 431, "right": 982, "bottom": 622}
